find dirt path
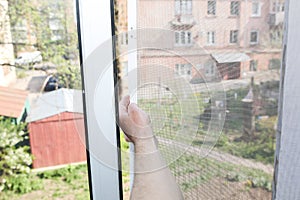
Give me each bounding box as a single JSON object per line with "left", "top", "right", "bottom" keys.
{"left": 158, "top": 137, "right": 274, "bottom": 174}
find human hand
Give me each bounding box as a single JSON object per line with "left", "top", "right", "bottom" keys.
{"left": 119, "top": 95, "right": 157, "bottom": 152}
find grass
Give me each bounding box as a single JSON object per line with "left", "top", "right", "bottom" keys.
{"left": 169, "top": 154, "right": 272, "bottom": 193}
{"left": 0, "top": 164, "right": 90, "bottom": 200}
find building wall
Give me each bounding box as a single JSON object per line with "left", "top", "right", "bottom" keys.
{"left": 28, "top": 112, "right": 86, "bottom": 168}
{"left": 135, "top": 0, "right": 283, "bottom": 81}
{"left": 0, "top": 0, "right": 16, "bottom": 86}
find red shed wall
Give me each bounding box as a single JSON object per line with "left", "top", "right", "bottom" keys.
{"left": 28, "top": 112, "right": 86, "bottom": 168}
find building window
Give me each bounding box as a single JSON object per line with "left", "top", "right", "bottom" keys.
{"left": 175, "top": 63, "right": 192, "bottom": 77}
{"left": 252, "top": 2, "right": 261, "bottom": 16}
{"left": 207, "top": 0, "right": 216, "bottom": 15}
{"left": 272, "top": 2, "right": 285, "bottom": 13}
{"left": 269, "top": 59, "right": 281, "bottom": 70}
{"left": 230, "top": 1, "right": 240, "bottom": 16}
{"left": 270, "top": 30, "right": 282, "bottom": 44}
{"left": 250, "top": 60, "right": 258, "bottom": 71}
{"left": 204, "top": 61, "right": 215, "bottom": 76}
{"left": 230, "top": 30, "right": 239, "bottom": 43}
{"left": 207, "top": 31, "right": 215, "bottom": 45}
{"left": 250, "top": 30, "right": 259, "bottom": 44}
{"left": 175, "top": 0, "right": 192, "bottom": 15}
{"left": 175, "top": 31, "right": 192, "bottom": 46}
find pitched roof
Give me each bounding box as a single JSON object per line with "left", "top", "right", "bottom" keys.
{"left": 27, "top": 88, "right": 83, "bottom": 122}
{"left": 0, "top": 86, "right": 29, "bottom": 118}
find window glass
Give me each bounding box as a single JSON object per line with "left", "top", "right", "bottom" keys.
{"left": 230, "top": 30, "right": 238, "bottom": 43}
{"left": 207, "top": 31, "right": 215, "bottom": 45}
{"left": 250, "top": 31, "right": 259, "bottom": 44}
{"left": 252, "top": 2, "right": 261, "bottom": 16}
{"left": 207, "top": 1, "right": 216, "bottom": 15}
{"left": 2, "top": 0, "right": 90, "bottom": 199}
{"left": 230, "top": 1, "right": 240, "bottom": 16}
{"left": 175, "top": 0, "right": 192, "bottom": 15}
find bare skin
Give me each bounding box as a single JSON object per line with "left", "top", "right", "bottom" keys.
{"left": 119, "top": 95, "right": 184, "bottom": 200}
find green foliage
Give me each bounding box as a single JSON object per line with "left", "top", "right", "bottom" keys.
{"left": 226, "top": 172, "right": 272, "bottom": 191}
{"left": 170, "top": 154, "right": 272, "bottom": 192}
{"left": 4, "top": 174, "right": 43, "bottom": 194}
{"left": 8, "top": 0, "right": 81, "bottom": 92}
{"left": 1, "top": 164, "right": 90, "bottom": 199}
{"left": 215, "top": 117, "right": 276, "bottom": 164}
{"left": 120, "top": 132, "right": 129, "bottom": 151}
{"left": 0, "top": 118, "right": 33, "bottom": 193}
{"left": 37, "top": 165, "right": 84, "bottom": 183}
{"left": 56, "top": 63, "right": 81, "bottom": 89}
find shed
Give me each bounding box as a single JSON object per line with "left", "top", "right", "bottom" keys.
{"left": 27, "top": 88, "right": 86, "bottom": 169}
{"left": 0, "top": 86, "right": 30, "bottom": 124}
{"left": 211, "top": 53, "right": 250, "bottom": 80}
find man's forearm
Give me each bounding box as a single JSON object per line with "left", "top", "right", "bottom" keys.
{"left": 131, "top": 136, "right": 184, "bottom": 200}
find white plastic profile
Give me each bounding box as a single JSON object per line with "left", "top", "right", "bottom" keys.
{"left": 77, "top": 0, "right": 122, "bottom": 199}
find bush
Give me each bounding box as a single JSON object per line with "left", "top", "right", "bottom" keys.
{"left": 0, "top": 118, "right": 34, "bottom": 193}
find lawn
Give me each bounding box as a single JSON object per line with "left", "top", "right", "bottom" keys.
{"left": 0, "top": 164, "right": 90, "bottom": 200}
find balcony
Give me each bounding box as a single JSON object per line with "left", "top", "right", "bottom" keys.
{"left": 170, "top": 14, "right": 196, "bottom": 29}
{"left": 268, "top": 12, "right": 285, "bottom": 26}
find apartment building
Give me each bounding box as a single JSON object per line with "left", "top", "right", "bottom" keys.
{"left": 0, "top": 0, "right": 16, "bottom": 86}
{"left": 135, "top": 0, "right": 284, "bottom": 82}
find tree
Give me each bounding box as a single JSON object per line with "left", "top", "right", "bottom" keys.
{"left": 7, "top": 0, "right": 81, "bottom": 89}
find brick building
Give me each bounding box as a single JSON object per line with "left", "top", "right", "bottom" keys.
{"left": 121, "top": 0, "right": 284, "bottom": 82}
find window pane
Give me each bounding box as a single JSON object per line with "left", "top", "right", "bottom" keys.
{"left": 187, "top": 32, "right": 191, "bottom": 44}
{"left": 208, "top": 1, "right": 216, "bottom": 15}
{"left": 175, "top": 32, "right": 180, "bottom": 44}
{"left": 250, "top": 31, "right": 258, "bottom": 43}
{"left": 252, "top": 2, "right": 260, "bottom": 16}
{"left": 230, "top": 1, "right": 240, "bottom": 15}
{"left": 181, "top": 31, "right": 186, "bottom": 44}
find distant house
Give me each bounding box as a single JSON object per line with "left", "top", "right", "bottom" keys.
{"left": 0, "top": 86, "right": 29, "bottom": 124}
{"left": 27, "top": 88, "right": 86, "bottom": 169}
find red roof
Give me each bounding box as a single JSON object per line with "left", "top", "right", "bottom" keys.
{"left": 0, "top": 86, "right": 28, "bottom": 118}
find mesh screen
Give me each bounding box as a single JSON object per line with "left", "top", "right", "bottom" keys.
{"left": 117, "top": 0, "right": 284, "bottom": 199}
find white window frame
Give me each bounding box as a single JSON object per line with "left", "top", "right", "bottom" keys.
{"left": 230, "top": 30, "right": 239, "bottom": 44}
{"left": 207, "top": 31, "right": 215, "bottom": 45}
{"left": 175, "top": 0, "right": 193, "bottom": 15}
{"left": 271, "top": 1, "right": 285, "bottom": 13}
{"left": 251, "top": 2, "right": 261, "bottom": 17}
{"left": 207, "top": 0, "right": 216, "bottom": 16}
{"left": 175, "top": 63, "right": 192, "bottom": 77}
{"left": 175, "top": 31, "right": 192, "bottom": 46}
{"left": 250, "top": 30, "right": 259, "bottom": 45}
{"left": 77, "top": 0, "right": 123, "bottom": 199}
{"left": 230, "top": 1, "right": 240, "bottom": 16}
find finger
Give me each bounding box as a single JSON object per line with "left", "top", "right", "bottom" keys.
{"left": 119, "top": 95, "right": 130, "bottom": 114}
